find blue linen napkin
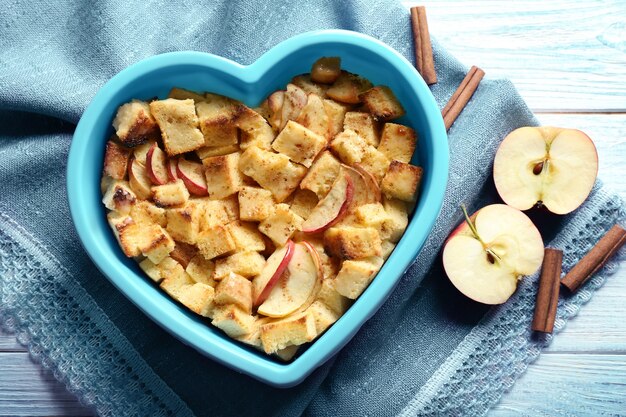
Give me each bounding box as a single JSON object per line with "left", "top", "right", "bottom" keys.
{"left": 1, "top": 1, "right": 624, "bottom": 416}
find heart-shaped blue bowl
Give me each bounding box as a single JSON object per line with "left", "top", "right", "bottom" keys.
{"left": 67, "top": 29, "right": 448, "bottom": 387}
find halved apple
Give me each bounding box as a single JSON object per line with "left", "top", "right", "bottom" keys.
{"left": 253, "top": 241, "right": 295, "bottom": 308}
{"left": 127, "top": 157, "right": 152, "bottom": 200}
{"left": 443, "top": 204, "right": 544, "bottom": 305}
{"left": 302, "top": 172, "right": 354, "bottom": 233}
{"left": 146, "top": 142, "right": 169, "bottom": 185}
{"left": 167, "top": 158, "right": 179, "bottom": 182}
{"left": 493, "top": 126, "right": 598, "bottom": 215}
{"left": 257, "top": 242, "right": 323, "bottom": 317}
{"left": 354, "top": 163, "right": 382, "bottom": 203}
{"left": 176, "top": 159, "right": 208, "bottom": 196}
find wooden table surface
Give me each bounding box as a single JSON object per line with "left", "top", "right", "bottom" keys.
{"left": 1, "top": 1, "right": 625, "bottom": 416}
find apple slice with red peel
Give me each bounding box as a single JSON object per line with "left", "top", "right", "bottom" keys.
{"left": 253, "top": 240, "right": 295, "bottom": 308}
{"left": 443, "top": 204, "right": 544, "bottom": 305}
{"left": 146, "top": 143, "right": 169, "bottom": 185}
{"left": 176, "top": 159, "right": 208, "bottom": 196}
{"left": 167, "top": 158, "right": 179, "bottom": 182}
{"left": 354, "top": 163, "right": 381, "bottom": 203}
{"left": 493, "top": 126, "right": 598, "bottom": 215}
{"left": 341, "top": 164, "right": 370, "bottom": 210}
{"left": 257, "top": 242, "right": 323, "bottom": 317}
{"left": 302, "top": 173, "right": 354, "bottom": 233}
{"left": 127, "top": 157, "right": 152, "bottom": 200}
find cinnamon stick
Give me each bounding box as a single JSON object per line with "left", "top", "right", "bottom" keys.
{"left": 441, "top": 66, "right": 484, "bottom": 130}
{"left": 532, "top": 248, "right": 563, "bottom": 333}
{"left": 410, "top": 6, "right": 437, "bottom": 85}
{"left": 562, "top": 224, "right": 626, "bottom": 292}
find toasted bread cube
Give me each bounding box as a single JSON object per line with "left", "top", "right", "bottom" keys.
{"left": 196, "top": 144, "right": 239, "bottom": 160}
{"left": 202, "top": 153, "right": 242, "bottom": 200}
{"left": 168, "top": 241, "right": 198, "bottom": 268}
{"left": 333, "top": 256, "right": 384, "bottom": 299}
{"left": 130, "top": 200, "right": 166, "bottom": 227}
{"left": 185, "top": 254, "right": 217, "bottom": 287}
{"left": 102, "top": 180, "right": 136, "bottom": 214}
{"left": 378, "top": 123, "right": 417, "bottom": 163}
{"left": 196, "top": 224, "right": 236, "bottom": 260}
{"left": 234, "top": 105, "right": 275, "bottom": 150}
{"left": 291, "top": 74, "right": 329, "bottom": 97}
{"left": 316, "top": 279, "right": 350, "bottom": 314}
{"left": 326, "top": 71, "right": 373, "bottom": 104}
{"left": 238, "top": 186, "right": 275, "bottom": 221}
{"left": 166, "top": 203, "right": 200, "bottom": 244}
{"left": 343, "top": 112, "right": 380, "bottom": 147}
{"left": 138, "top": 224, "right": 176, "bottom": 264}
{"left": 234, "top": 317, "right": 273, "bottom": 348}
{"left": 300, "top": 151, "right": 342, "bottom": 198}
{"left": 178, "top": 283, "right": 215, "bottom": 317}
{"left": 323, "top": 99, "right": 348, "bottom": 138}
{"left": 311, "top": 57, "right": 341, "bottom": 84}
{"left": 239, "top": 147, "right": 306, "bottom": 202}
{"left": 152, "top": 179, "right": 190, "bottom": 208}
{"left": 274, "top": 345, "right": 300, "bottom": 362}
{"left": 103, "top": 139, "right": 131, "bottom": 180}
{"left": 355, "top": 203, "right": 390, "bottom": 230}
{"left": 195, "top": 94, "right": 239, "bottom": 147}
{"left": 149, "top": 98, "right": 204, "bottom": 156}
{"left": 259, "top": 204, "right": 304, "bottom": 246}
{"left": 158, "top": 256, "right": 183, "bottom": 276}
{"left": 289, "top": 189, "right": 319, "bottom": 220}
{"left": 226, "top": 221, "right": 266, "bottom": 252}
{"left": 168, "top": 87, "right": 205, "bottom": 102}
{"left": 214, "top": 251, "right": 266, "bottom": 280}
{"left": 306, "top": 300, "right": 340, "bottom": 333}
{"left": 381, "top": 240, "right": 396, "bottom": 260}
{"left": 295, "top": 94, "right": 330, "bottom": 138}
{"left": 193, "top": 198, "right": 230, "bottom": 230}
{"left": 212, "top": 304, "right": 256, "bottom": 337}
{"left": 329, "top": 130, "right": 368, "bottom": 165}
{"left": 214, "top": 273, "right": 253, "bottom": 313}
{"left": 280, "top": 84, "right": 308, "bottom": 130}
{"left": 359, "top": 146, "right": 391, "bottom": 183}
{"left": 381, "top": 161, "right": 422, "bottom": 202}
{"left": 260, "top": 312, "right": 317, "bottom": 354}
{"left": 359, "top": 86, "right": 405, "bottom": 121}
{"left": 381, "top": 198, "right": 409, "bottom": 242}
{"left": 112, "top": 100, "right": 159, "bottom": 147}
{"left": 272, "top": 120, "right": 326, "bottom": 168}
{"left": 160, "top": 262, "right": 194, "bottom": 299}
{"left": 139, "top": 258, "right": 162, "bottom": 283}
{"left": 107, "top": 214, "right": 143, "bottom": 257}
{"left": 324, "top": 226, "right": 382, "bottom": 260}
{"left": 219, "top": 195, "right": 240, "bottom": 221}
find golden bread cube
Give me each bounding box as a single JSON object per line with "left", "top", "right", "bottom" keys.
{"left": 355, "top": 203, "right": 390, "bottom": 230}
{"left": 234, "top": 317, "right": 272, "bottom": 348}
{"left": 139, "top": 258, "right": 162, "bottom": 283}
{"left": 291, "top": 74, "right": 329, "bottom": 97}
{"left": 196, "top": 224, "right": 236, "bottom": 260}
{"left": 107, "top": 213, "right": 139, "bottom": 256}
{"left": 289, "top": 189, "right": 318, "bottom": 220}
{"left": 311, "top": 57, "right": 342, "bottom": 84}
{"left": 238, "top": 186, "right": 275, "bottom": 222}
{"left": 168, "top": 87, "right": 205, "bottom": 102}
{"left": 377, "top": 123, "right": 417, "bottom": 163}
{"left": 166, "top": 202, "right": 201, "bottom": 244}
{"left": 195, "top": 94, "right": 239, "bottom": 147}
{"left": 333, "top": 256, "right": 384, "bottom": 299}
{"left": 214, "top": 273, "right": 253, "bottom": 313}
{"left": 196, "top": 144, "right": 239, "bottom": 159}
{"left": 381, "top": 198, "right": 409, "bottom": 243}
{"left": 214, "top": 251, "right": 266, "bottom": 280}
{"left": 359, "top": 146, "right": 391, "bottom": 183}
{"left": 103, "top": 139, "right": 131, "bottom": 180}
{"left": 159, "top": 261, "right": 195, "bottom": 299}
{"left": 299, "top": 150, "right": 342, "bottom": 198}
{"left": 343, "top": 112, "right": 380, "bottom": 147}
{"left": 272, "top": 120, "right": 326, "bottom": 168}
{"left": 234, "top": 105, "right": 275, "bottom": 150}
{"left": 102, "top": 180, "right": 136, "bottom": 214}
{"left": 225, "top": 221, "right": 266, "bottom": 252}
{"left": 219, "top": 195, "right": 240, "bottom": 221}
{"left": 130, "top": 200, "right": 166, "bottom": 227}
{"left": 202, "top": 152, "right": 242, "bottom": 200}
{"left": 324, "top": 226, "right": 382, "bottom": 260}
{"left": 306, "top": 300, "right": 340, "bottom": 334}
{"left": 112, "top": 100, "right": 160, "bottom": 147}
{"left": 323, "top": 99, "right": 349, "bottom": 139}
{"left": 316, "top": 279, "right": 350, "bottom": 315}
{"left": 138, "top": 224, "right": 175, "bottom": 264}
{"left": 359, "top": 85, "right": 405, "bottom": 121}
{"left": 326, "top": 71, "right": 373, "bottom": 104}
{"left": 185, "top": 254, "right": 217, "bottom": 287}
{"left": 274, "top": 345, "right": 300, "bottom": 362}
{"left": 381, "top": 240, "right": 396, "bottom": 260}
{"left": 258, "top": 204, "right": 304, "bottom": 246}
{"left": 152, "top": 179, "right": 190, "bottom": 208}
{"left": 295, "top": 93, "right": 330, "bottom": 138}
{"left": 168, "top": 241, "right": 198, "bottom": 268}
{"left": 178, "top": 283, "right": 215, "bottom": 317}
{"left": 212, "top": 304, "right": 256, "bottom": 338}
{"left": 329, "top": 129, "right": 368, "bottom": 165}
{"left": 192, "top": 198, "right": 230, "bottom": 230}
{"left": 260, "top": 312, "right": 317, "bottom": 354}
{"left": 149, "top": 98, "right": 205, "bottom": 156}
{"left": 381, "top": 161, "right": 423, "bottom": 202}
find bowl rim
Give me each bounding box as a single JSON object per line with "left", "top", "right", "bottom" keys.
{"left": 67, "top": 29, "right": 449, "bottom": 387}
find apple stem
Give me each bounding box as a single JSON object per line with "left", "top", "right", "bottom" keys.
{"left": 460, "top": 204, "right": 502, "bottom": 264}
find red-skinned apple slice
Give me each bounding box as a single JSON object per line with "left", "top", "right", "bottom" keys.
{"left": 176, "top": 159, "right": 208, "bottom": 196}
{"left": 354, "top": 163, "right": 382, "bottom": 203}
{"left": 146, "top": 142, "right": 169, "bottom": 185}
{"left": 443, "top": 204, "right": 544, "bottom": 305}
{"left": 302, "top": 172, "right": 354, "bottom": 233}
{"left": 493, "top": 126, "right": 598, "bottom": 215}
{"left": 257, "top": 242, "right": 323, "bottom": 317}
{"left": 253, "top": 240, "right": 295, "bottom": 308}
{"left": 341, "top": 164, "right": 370, "bottom": 210}
{"left": 167, "top": 158, "right": 179, "bottom": 182}
{"left": 127, "top": 157, "right": 152, "bottom": 200}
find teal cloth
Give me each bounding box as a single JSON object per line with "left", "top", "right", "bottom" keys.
{"left": 1, "top": 1, "right": 624, "bottom": 416}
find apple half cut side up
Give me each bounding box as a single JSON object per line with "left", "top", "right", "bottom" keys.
{"left": 176, "top": 159, "right": 208, "bottom": 196}
{"left": 442, "top": 204, "right": 544, "bottom": 305}
{"left": 146, "top": 143, "right": 169, "bottom": 185}
{"left": 493, "top": 127, "right": 598, "bottom": 215}
{"left": 253, "top": 240, "right": 295, "bottom": 308}
{"left": 301, "top": 173, "right": 354, "bottom": 233}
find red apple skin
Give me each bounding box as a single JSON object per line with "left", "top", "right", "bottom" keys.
{"left": 176, "top": 160, "right": 208, "bottom": 196}
{"left": 302, "top": 174, "right": 354, "bottom": 234}
{"left": 146, "top": 143, "right": 169, "bottom": 185}
{"left": 444, "top": 211, "right": 478, "bottom": 246}
{"left": 254, "top": 240, "right": 296, "bottom": 308}
{"left": 167, "top": 159, "right": 179, "bottom": 182}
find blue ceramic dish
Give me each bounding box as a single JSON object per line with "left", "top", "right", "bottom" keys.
{"left": 67, "top": 30, "right": 448, "bottom": 388}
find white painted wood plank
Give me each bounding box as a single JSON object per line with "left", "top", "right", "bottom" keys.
{"left": 0, "top": 333, "right": 25, "bottom": 351}
{"left": 491, "top": 353, "right": 626, "bottom": 416}
{"left": 404, "top": 1, "right": 626, "bottom": 111}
